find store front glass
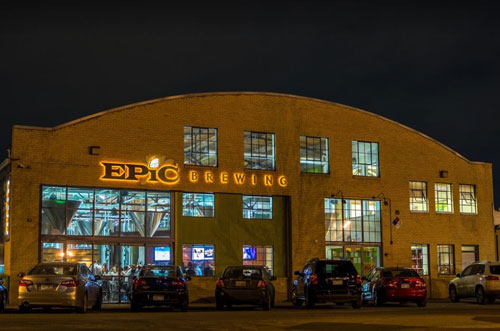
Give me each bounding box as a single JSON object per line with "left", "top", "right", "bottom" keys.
{"left": 182, "top": 244, "right": 215, "bottom": 277}
{"left": 326, "top": 245, "right": 381, "bottom": 276}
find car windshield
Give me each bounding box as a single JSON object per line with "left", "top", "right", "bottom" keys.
{"left": 382, "top": 269, "right": 419, "bottom": 278}
{"left": 317, "top": 261, "right": 357, "bottom": 276}
{"left": 224, "top": 268, "right": 262, "bottom": 279}
{"left": 140, "top": 266, "right": 179, "bottom": 277}
{"left": 490, "top": 266, "right": 500, "bottom": 275}
{"left": 29, "top": 265, "right": 77, "bottom": 276}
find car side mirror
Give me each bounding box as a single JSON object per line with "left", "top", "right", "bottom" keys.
{"left": 294, "top": 271, "right": 301, "bottom": 276}
{"left": 18, "top": 272, "right": 25, "bottom": 278}
{"left": 456, "top": 273, "right": 461, "bottom": 278}
{"left": 270, "top": 275, "right": 277, "bottom": 281}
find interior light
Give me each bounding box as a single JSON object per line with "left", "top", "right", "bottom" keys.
{"left": 343, "top": 220, "right": 351, "bottom": 229}
{"left": 67, "top": 251, "right": 74, "bottom": 257}
{"left": 149, "top": 157, "right": 160, "bottom": 169}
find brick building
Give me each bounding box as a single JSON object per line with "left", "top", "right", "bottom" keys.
{"left": 0, "top": 92, "right": 495, "bottom": 304}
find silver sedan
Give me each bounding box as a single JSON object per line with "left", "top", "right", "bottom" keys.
{"left": 18, "top": 262, "right": 102, "bottom": 313}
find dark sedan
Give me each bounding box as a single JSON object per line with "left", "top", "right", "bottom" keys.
{"left": 130, "top": 265, "right": 190, "bottom": 312}
{"left": 362, "top": 267, "right": 427, "bottom": 307}
{"left": 0, "top": 276, "right": 7, "bottom": 312}
{"left": 215, "top": 266, "right": 275, "bottom": 310}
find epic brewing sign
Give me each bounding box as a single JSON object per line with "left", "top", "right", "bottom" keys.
{"left": 100, "top": 158, "right": 288, "bottom": 187}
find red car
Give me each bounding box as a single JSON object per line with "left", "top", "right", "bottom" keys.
{"left": 361, "top": 267, "right": 427, "bottom": 307}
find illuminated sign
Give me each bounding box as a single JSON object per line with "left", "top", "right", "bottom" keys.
{"left": 100, "top": 159, "right": 288, "bottom": 187}
{"left": 3, "top": 177, "right": 10, "bottom": 241}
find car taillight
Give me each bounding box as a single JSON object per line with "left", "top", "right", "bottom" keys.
{"left": 216, "top": 280, "right": 224, "bottom": 288}
{"left": 486, "top": 275, "right": 500, "bottom": 281}
{"left": 413, "top": 278, "right": 426, "bottom": 288}
{"left": 133, "top": 278, "right": 147, "bottom": 287}
{"left": 60, "top": 280, "right": 79, "bottom": 287}
{"left": 171, "top": 279, "right": 185, "bottom": 287}
{"left": 310, "top": 274, "right": 318, "bottom": 286}
{"left": 19, "top": 279, "right": 33, "bottom": 287}
{"left": 384, "top": 279, "right": 399, "bottom": 288}
{"left": 257, "top": 280, "right": 267, "bottom": 288}
{"left": 356, "top": 274, "right": 361, "bottom": 285}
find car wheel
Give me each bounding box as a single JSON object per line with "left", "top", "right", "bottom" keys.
{"left": 416, "top": 299, "right": 427, "bottom": 307}
{"left": 476, "top": 286, "right": 486, "bottom": 305}
{"left": 449, "top": 286, "right": 460, "bottom": 303}
{"left": 373, "top": 289, "right": 383, "bottom": 307}
{"left": 291, "top": 289, "right": 303, "bottom": 307}
{"left": 352, "top": 300, "right": 361, "bottom": 309}
{"left": 92, "top": 291, "right": 102, "bottom": 311}
{"left": 262, "top": 295, "right": 271, "bottom": 311}
{"left": 76, "top": 293, "right": 88, "bottom": 313}
{"left": 19, "top": 305, "right": 31, "bottom": 313}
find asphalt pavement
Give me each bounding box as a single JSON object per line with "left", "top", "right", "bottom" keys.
{"left": 2, "top": 300, "right": 500, "bottom": 330}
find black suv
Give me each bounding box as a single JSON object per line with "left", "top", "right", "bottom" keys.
{"left": 291, "top": 258, "right": 362, "bottom": 309}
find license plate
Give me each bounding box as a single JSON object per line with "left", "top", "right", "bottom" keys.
{"left": 401, "top": 283, "right": 410, "bottom": 289}
{"left": 40, "top": 284, "right": 53, "bottom": 291}
{"left": 333, "top": 279, "right": 343, "bottom": 285}
{"left": 235, "top": 281, "right": 247, "bottom": 287}
{"left": 153, "top": 295, "right": 164, "bottom": 301}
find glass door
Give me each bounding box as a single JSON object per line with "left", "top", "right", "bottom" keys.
{"left": 345, "top": 246, "right": 362, "bottom": 275}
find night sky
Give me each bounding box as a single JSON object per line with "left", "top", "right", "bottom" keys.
{"left": 1, "top": 1, "right": 499, "bottom": 207}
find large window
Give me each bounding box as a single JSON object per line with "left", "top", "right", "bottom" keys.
{"left": 462, "top": 245, "right": 479, "bottom": 270}
{"left": 411, "top": 244, "right": 429, "bottom": 276}
{"left": 437, "top": 244, "right": 455, "bottom": 275}
{"left": 244, "top": 131, "right": 275, "bottom": 170}
{"left": 435, "top": 183, "right": 453, "bottom": 213}
{"left": 325, "top": 198, "right": 381, "bottom": 243}
{"left": 242, "top": 196, "right": 272, "bottom": 219}
{"left": 459, "top": 184, "right": 477, "bottom": 214}
{"left": 243, "top": 245, "right": 273, "bottom": 274}
{"left": 409, "top": 181, "right": 428, "bottom": 212}
{"left": 300, "top": 136, "right": 329, "bottom": 174}
{"left": 352, "top": 141, "right": 379, "bottom": 177}
{"left": 182, "top": 244, "right": 215, "bottom": 277}
{"left": 184, "top": 126, "right": 218, "bottom": 167}
{"left": 326, "top": 246, "right": 381, "bottom": 276}
{"left": 182, "top": 193, "right": 215, "bottom": 217}
{"left": 41, "top": 186, "right": 171, "bottom": 237}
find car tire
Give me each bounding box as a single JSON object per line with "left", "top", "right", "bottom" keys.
{"left": 180, "top": 301, "right": 188, "bottom": 312}
{"left": 476, "top": 286, "right": 486, "bottom": 305}
{"left": 262, "top": 295, "right": 271, "bottom": 311}
{"left": 0, "top": 294, "right": 5, "bottom": 312}
{"left": 416, "top": 299, "right": 427, "bottom": 307}
{"left": 352, "top": 300, "right": 361, "bottom": 309}
{"left": 373, "top": 289, "right": 383, "bottom": 307}
{"left": 291, "top": 289, "right": 303, "bottom": 307}
{"left": 92, "top": 291, "right": 102, "bottom": 311}
{"left": 19, "top": 305, "right": 31, "bottom": 313}
{"left": 449, "top": 286, "right": 460, "bottom": 303}
{"left": 131, "top": 300, "right": 141, "bottom": 312}
{"left": 76, "top": 293, "right": 88, "bottom": 314}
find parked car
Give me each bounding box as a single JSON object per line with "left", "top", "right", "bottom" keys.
{"left": 130, "top": 265, "right": 190, "bottom": 311}
{"left": 215, "top": 266, "right": 275, "bottom": 310}
{"left": 0, "top": 276, "right": 7, "bottom": 312}
{"left": 18, "top": 262, "right": 102, "bottom": 313}
{"left": 449, "top": 261, "right": 500, "bottom": 304}
{"left": 362, "top": 267, "right": 427, "bottom": 307}
{"left": 291, "top": 258, "right": 362, "bottom": 309}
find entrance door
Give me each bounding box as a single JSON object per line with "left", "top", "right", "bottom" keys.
{"left": 345, "top": 246, "right": 362, "bottom": 275}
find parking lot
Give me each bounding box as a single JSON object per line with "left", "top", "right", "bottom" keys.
{"left": 2, "top": 300, "right": 500, "bottom": 330}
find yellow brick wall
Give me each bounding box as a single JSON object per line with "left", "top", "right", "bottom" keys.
{"left": 5, "top": 92, "right": 495, "bottom": 303}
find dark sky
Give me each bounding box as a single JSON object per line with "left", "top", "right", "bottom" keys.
{"left": 1, "top": 1, "right": 499, "bottom": 207}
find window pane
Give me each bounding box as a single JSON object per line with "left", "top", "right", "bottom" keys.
{"left": 182, "top": 244, "right": 215, "bottom": 277}
{"left": 95, "top": 189, "right": 120, "bottom": 210}
{"left": 411, "top": 244, "right": 429, "bottom": 276}
{"left": 435, "top": 183, "right": 453, "bottom": 213}
{"left": 41, "top": 242, "right": 64, "bottom": 262}
{"left": 410, "top": 181, "right": 428, "bottom": 212}
{"left": 459, "top": 184, "right": 477, "bottom": 214}
{"left": 182, "top": 193, "right": 215, "bottom": 217}
{"left": 300, "top": 136, "right": 329, "bottom": 173}
{"left": 120, "top": 211, "right": 146, "bottom": 237}
{"left": 325, "top": 198, "right": 343, "bottom": 242}
{"left": 352, "top": 141, "right": 379, "bottom": 177}
{"left": 243, "top": 196, "right": 272, "bottom": 219}
{"left": 121, "top": 191, "right": 146, "bottom": 211}
{"left": 184, "top": 126, "right": 218, "bottom": 167}
{"left": 66, "top": 243, "right": 92, "bottom": 267}
{"left": 326, "top": 245, "right": 344, "bottom": 259}
{"left": 244, "top": 131, "right": 275, "bottom": 170}
{"left": 363, "top": 247, "right": 381, "bottom": 275}
{"left": 146, "top": 246, "right": 172, "bottom": 266}
{"left": 66, "top": 208, "right": 93, "bottom": 236}
{"left": 94, "top": 210, "right": 119, "bottom": 236}
{"left": 242, "top": 245, "right": 273, "bottom": 275}
{"left": 437, "top": 244, "right": 455, "bottom": 274}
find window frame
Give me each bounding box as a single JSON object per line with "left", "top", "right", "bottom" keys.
{"left": 409, "top": 181, "right": 429, "bottom": 213}
{"left": 242, "top": 195, "right": 273, "bottom": 220}
{"left": 184, "top": 126, "right": 218, "bottom": 167}
{"left": 435, "top": 183, "right": 454, "bottom": 214}
{"left": 437, "top": 244, "right": 455, "bottom": 275}
{"left": 299, "top": 135, "right": 330, "bottom": 174}
{"left": 242, "top": 244, "right": 274, "bottom": 275}
{"left": 181, "top": 243, "right": 216, "bottom": 277}
{"left": 411, "top": 244, "right": 429, "bottom": 276}
{"left": 182, "top": 192, "right": 215, "bottom": 218}
{"left": 352, "top": 140, "right": 380, "bottom": 178}
{"left": 459, "top": 184, "right": 477, "bottom": 215}
{"left": 243, "top": 131, "right": 276, "bottom": 170}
